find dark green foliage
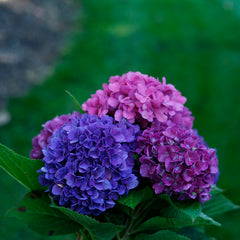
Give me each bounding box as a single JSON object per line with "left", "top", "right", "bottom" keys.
{"left": 134, "top": 230, "right": 190, "bottom": 240}
{"left": 7, "top": 192, "right": 81, "bottom": 236}
{"left": 52, "top": 205, "right": 123, "bottom": 240}
{"left": 118, "top": 187, "right": 153, "bottom": 209}
{"left": 179, "top": 227, "right": 214, "bottom": 240}
{"left": 203, "top": 189, "right": 239, "bottom": 217}
{"left": 0, "top": 143, "right": 43, "bottom": 190}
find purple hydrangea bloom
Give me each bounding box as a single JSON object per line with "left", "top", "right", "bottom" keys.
{"left": 137, "top": 121, "right": 218, "bottom": 202}
{"left": 171, "top": 106, "right": 194, "bottom": 130}
{"left": 30, "top": 112, "right": 80, "bottom": 159}
{"left": 39, "top": 114, "right": 139, "bottom": 215}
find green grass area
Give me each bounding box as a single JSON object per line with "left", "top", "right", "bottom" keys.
{"left": 1, "top": 0, "right": 240, "bottom": 239}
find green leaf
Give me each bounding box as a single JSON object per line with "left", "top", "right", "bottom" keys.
{"left": 52, "top": 205, "right": 124, "bottom": 240}
{"left": 6, "top": 192, "right": 81, "bottom": 236}
{"left": 203, "top": 193, "right": 239, "bottom": 217}
{"left": 118, "top": 187, "right": 154, "bottom": 209}
{"left": 162, "top": 200, "right": 221, "bottom": 227}
{"left": 160, "top": 195, "right": 202, "bottom": 221}
{"left": 135, "top": 216, "right": 192, "bottom": 232}
{"left": 135, "top": 213, "right": 219, "bottom": 234}
{"left": 195, "top": 213, "right": 220, "bottom": 226}
{"left": 135, "top": 195, "right": 220, "bottom": 233}
{"left": 161, "top": 195, "right": 221, "bottom": 227}
{"left": 0, "top": 143, "right": 43, "bottom": 190}
{"left": 210, "top": 185, "right": 223, "bottom": 195}
{"left": 135, "top": 230, "right": 190, "bottom": 240}
{"left": 179, "top": 227, "right": 215, "bottom": 240}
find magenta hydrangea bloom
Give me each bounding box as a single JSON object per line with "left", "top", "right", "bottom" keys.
{"left": 39, "top": 114, "right": 139, "bottom": 215}
{"left": 30, "top": 112, "right": 80, "bottom": 159}
{"left": 82, "top": 72, "right": 192, "bottom": 127}
{"left": 137, "top": 121, "right": 218, "bottom": 202}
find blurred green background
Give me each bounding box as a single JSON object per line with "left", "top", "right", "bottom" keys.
{"left": 0, "top": 0, "right": 240, "bottom": 239}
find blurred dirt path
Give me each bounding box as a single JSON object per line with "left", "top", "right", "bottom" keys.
{"left": 0, "top": 0, "right": 79, "bottom": 125}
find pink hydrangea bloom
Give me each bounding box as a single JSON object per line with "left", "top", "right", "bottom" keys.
{"left": 82, "top": 72, "right": 191, "bottom": 127}
{"left": 30, "top": 112, "right": 80, "bottom": 159}
{"left": 136, "top": 121, "right": 219, "bottom": 202}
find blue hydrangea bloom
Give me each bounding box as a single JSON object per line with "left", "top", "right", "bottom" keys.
{"left": 39, "top": 114, "right": 140, "bottom": 215}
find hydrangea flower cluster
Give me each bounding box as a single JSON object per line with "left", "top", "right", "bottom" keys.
{"left": 137, "top": 121, "right": 218, "bottom": 202}
{"left": 82, "top": 72, "right": 192, "bottom": 126}
{"left": 81, "top": 71, "right": 218, "bottom": 202}
{"left": 39, "top": 114, "right": 139, "bottom": 215}
{"left": 32, "top": 71, "right": 219, "bottom": 215}
{"left": 31, "top": 112, "right": 80, "bottom": 159}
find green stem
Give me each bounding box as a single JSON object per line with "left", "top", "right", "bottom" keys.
{"left": 116, "top": 233, "right": 121, "bottom": 240}
{"left": 121, "top": 217, "right": 135, "bottom": 240}
{"left": 120, "top": 199, "right": 155, "bottom": 240}
{"left": 76, "top": 232, "right": 83, "bottom": 240}
{"left": 131, "top": 199, "right": 155, "bottom": 230}
{"left": 76, "top": 229, "right": 91, "bottom": 240}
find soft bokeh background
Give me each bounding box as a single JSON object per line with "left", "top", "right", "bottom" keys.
{"left": 0, "top": 0, "right": 240, "bottom": 239}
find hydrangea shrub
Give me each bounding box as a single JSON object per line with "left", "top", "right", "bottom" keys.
{"left": 0, "top": 72, "right": 238, "bottom": 240}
